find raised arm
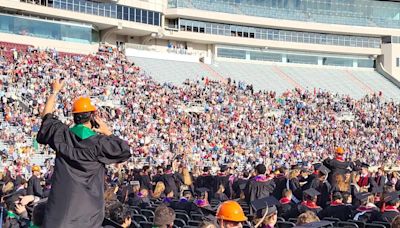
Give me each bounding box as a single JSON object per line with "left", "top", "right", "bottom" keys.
{"left": 41, "top": 79, "right": 65, "bottom": 118}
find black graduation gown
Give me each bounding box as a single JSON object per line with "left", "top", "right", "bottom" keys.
{"left": 278, "top": 198, "right": 296, "bottom": 220}
{"left": 169, "top": 200, "right": 201, "bottom": 214}
{"left": 195, "top": 174, "right": 214, "bottom": 190}
{"left": 318, "top": 203, "right": 352, "bottom": 221}
{"left": 310, "top": 178, "right": 331, "bottom": 208}
{"left": 245, "top": 177, "right": 275, "bottom": 203}
{"left": 138, "top": 174, "right": 152, "bottom": 191}
{"left": 297, "top": 201, "right": 322, "bottom": 215}
{"left": 380, "top": 208, "right": 400, "bottom": 223}
{"left": 272, "top": 174, "right": 287, "bottom": 199}
{"left": 323, "top": 158, "right": 354, "bottom": 189}
{"left": 161, "top": 173, "right": 179, "bottom": 197}
{"left": 36, "top": 114, "right": 131, "bottom": 228}
{"left": 27, "top": 175, "right": 43, "bottom": 198}
{"left": 232, "top": 178, "right": 248, "bottom": 198}
{"left": 214, "top": 174, "right": 231, "bottom": 198}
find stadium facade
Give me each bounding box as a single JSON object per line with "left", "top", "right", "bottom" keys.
{"left": 1, "top": 0, "right": 400, "bottom": 82}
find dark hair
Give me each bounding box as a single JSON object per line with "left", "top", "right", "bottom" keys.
{"left": 32, "top": 202, "right": 46, "bottom": 226}
{"left": 342, "top": 192, "right": 351, "bottom": 203}
{"left": 143, "top": 166, "right": 150, "bottom": 172}
{"left": 243, "top": 171, "right": 250, "bottom": 178}
{"left": 73, "top": 112, "right": 92, "bottom": 125}
{"left": 108, "top": 203, "right": 131, "bottom": 225}
{"left": 255, "top": 164, "right": 267, "bottom": 175}
{"left": 332, "top": 192, "right": 343, "bottom": 201}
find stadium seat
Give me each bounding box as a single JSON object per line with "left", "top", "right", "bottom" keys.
{"left": 337, "top": 221, "right": 359, "bottom": 228}
{"left": 365, "top": 224, "right": 386, "bottom": 228}
{"left": 372, "top": 221, "right": 390, "bottom": 228}
{"left": 175, "top": 209, "right": 188, "bottom": 214}
{"left": 323, "top": 217, "right": 341, "bottom": 225}
{"left": 188, "top": 220, "right": 201, "bottom": 226}
{"left": 139, "top": 221, "right": 153, "bottom": 228}
{"left": 277, "top": 217, "right": 285, "bottom": 222}
{"left": 175, "top": 212, "right": 191, "bottom": 223}
{"left": 140, "top": 209, "right": 155, "bottom": 218}
{"left": 348, "top": 220, "right": 365, "bottom": 228}
{"left": 190, "top": 213, "right": 203, "bottom": 221}
{"left": 132, "top": 214, "right": 147, "bottom": 223}
{"left": 277, "top": 221, "right": 296, "bottom": 228}
{"left": 174, "top": 218, "right": 187, "bottom": 227}
{"left": 128, "top": 208, "right": 139, "bottom": 214}
{"left": 288, "top": 218, "right": 298, "bottom": 223}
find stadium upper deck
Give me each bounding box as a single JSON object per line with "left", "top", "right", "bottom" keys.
{"left": 1, "top": 0, "right": 400, "bottom": 81}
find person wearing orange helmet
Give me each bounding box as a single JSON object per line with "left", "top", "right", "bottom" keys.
{"left": 216, "top": 200, "right": 248, "bottom": 228}
{"left": 37, "top": 79, "right": 131, "bottom": 228}
{"left": 27, "top": 165, "right": 43, "bottom": 198}
{"left": 323, "top": 147, "right": 357, "bottom": 191}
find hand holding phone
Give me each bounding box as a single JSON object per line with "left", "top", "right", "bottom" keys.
{"left": 92, "top": 115, "right": 112, "bottom": 136}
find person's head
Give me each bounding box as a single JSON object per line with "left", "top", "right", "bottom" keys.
{"left": 342, "top": 192, "right": 352, "bottom": 204}
{"left": 255, "top": 164, "right": 266, "bottom": 176}
{"left": 216, "top": 201, "right": 247, "bottom": 228}
{"left": 108, "top": 203, "right": 132, "bottom": 228}
{"left": 200, "top": 221, "right": 218, "bottom": 228}
{"left": 153, "top": 182, "right": 166, "bottom": 198}
{"left": 182, "top": 190, "right": 192, "bottom": 200}
{"left": 392, "top": 216, "right": 400, "bottom": 228}
{"left": 289, "top": 169, "right": 300, "bottom": 179}
{"left": 296, "top": 211, "right": 320, "bottom": 225}
{"left": 32, "top": 165, "right": 41, "bottom": 177}
{"left": 32, "top": 202, "right": 46, "bottom": 227}
{"left": 142, "top": 165, "right": 150, "bottom": 174}
{"left": 332, "top": 192, "right": 343, "bottom": 202}
{"left": 351, "top": 172, "right": 360, "bottom": 183}
{"left": 282, "top": 189, "right": 292, "bottom": 199}
{"left": 153, "top": 205, "right": 175, "bottom": 228}
{"left": 377, "top": 167, "right": 384, "bottom": 176}
{"left": 139, "top": 188, "right": 149, "bottom": 198}
{"left": 72, "top": 97, "right": 97, "bottom": 126}
{"left": 336, "top": 147, "right": 345, "bottom": 156}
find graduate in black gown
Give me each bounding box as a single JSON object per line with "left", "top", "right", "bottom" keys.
{"left": 37, "top": 87, "right": 131, "bottom": 228}
{"left": 318, "top": 191, "right": 352, "bottom": 221}
{"left": 161, "top": 165, "right": 179, "bottom": 197}
{"left": 380, "top": 192, "right": 400, "bottom": 223}
{"left": 278, "top": 188, "right": 296, "bottom": 220}
{"left": 245, "top": 164, "right": 275, "bottom": 204}
{"left": 352, "top": 192, "right": 382, "bottom": 222}
{"left": 272, "top": 167, "right": 288, "bottom": 200}
{"left": 296, "top": 188, "right": 322, "bottom": 216}
{"left": 323, "top": 147, "right": 356, "bottom": 190}
{"left": 309, "top": 165, "right": 332, "bottom": 208}
{"left": 213, "top": 165, "right": 231, "bottom": 199}
{"left": 194, "top": 167, "right": 214, "bottom": 190}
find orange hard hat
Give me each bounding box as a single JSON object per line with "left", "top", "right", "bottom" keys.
{"left": 336, "top": 147, "right": 345, "bottom": 155}
{"left": 216, "top": 200, "right": 247, "bottom": 222}
{"left": 32, "top": 165, "right": 41, "bottom": 172}
{"left": 72, "top": 97, "right": 96, "bottom": 114}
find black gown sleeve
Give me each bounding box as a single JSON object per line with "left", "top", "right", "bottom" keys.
{"left": 97, "top": 135, "right": 131, "bottom": 164}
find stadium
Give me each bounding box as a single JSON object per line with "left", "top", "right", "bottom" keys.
{"left": 0, "top": 0, "right": 400, "bottom": 227}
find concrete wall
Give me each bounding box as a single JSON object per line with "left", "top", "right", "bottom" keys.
{"left": 381, "top": 43, "right": 400, "bottom": 80}
{"left": 0, "top": 33, "right": 98, "bottom": 54}
{"left": 163, "top": 31, "right": 382, "bottom": 56}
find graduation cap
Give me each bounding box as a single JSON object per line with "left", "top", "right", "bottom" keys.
{"left": 182, "top": 190, "right": 193, "bottom": 197}
{"left": 383, "top": 192, "right": 400, "bottom": 203}
{"left": 251, "top": 196, "right": 280, "bottom": 218}
{"left": 304, "top": 188, "right": 320, "bottom": 198}
{"left": 360, "top": 163, "right": 369, "bottom": 168}
{"left": 220, "top": 165, "right": 228, "bottom": 172}
{"left": 355, "top": 192, "right": 372, "bottom": 202}
{"left": 318, "top": 165, "right": 330, "bottom": 176}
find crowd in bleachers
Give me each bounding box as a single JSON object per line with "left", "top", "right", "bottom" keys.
{"left": 0, "top": 42, "right": 400, "bottom": 227}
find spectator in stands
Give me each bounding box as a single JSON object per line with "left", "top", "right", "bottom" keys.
{"left": 153, "top": 205, "right": 176, "bottom": 228}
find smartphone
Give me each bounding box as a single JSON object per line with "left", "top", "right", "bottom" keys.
{"left": 90, "top": 115, "right": 100, "bottom": 129}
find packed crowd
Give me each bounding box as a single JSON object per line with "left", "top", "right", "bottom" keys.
{"left": 0, "top": 42, "right": 400, "bottom": 227}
